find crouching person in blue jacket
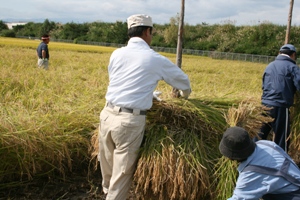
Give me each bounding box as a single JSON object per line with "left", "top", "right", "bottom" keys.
{"left": 219, "top": 126, "right": 300, "bottom": 200}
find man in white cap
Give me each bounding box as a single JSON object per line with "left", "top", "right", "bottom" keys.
{"left": 257, "top": 44, "right": 300, "bottom": 152}
{"left": 36, "top": 34, "right": 50, "bottom": 70}
{"left": 220, "top": 126, "right": 300, "bottom": 200}
{"left": 98, "top": 14, "right": 191, "bottom": 200}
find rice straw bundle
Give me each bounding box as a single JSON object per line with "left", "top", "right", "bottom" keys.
{"left": 90, "top": 99, "right": 227, "bottom": 199}
{"left": 214, "top": 98, "right": 273, "bottom": 200}
{"left": 133, "top": 99, "right": 226, "bottom": 200}
{"left": 289, "top": 92, "right": 300, "bottom": 165}
{"left": 224, "top": 98, "right": 273, "bottom": 138}
{"left": 0, "top": 130, "right": 89, "bottom": 187}
{"left": 0, "top": 105, "right": 91, "bottom": 188}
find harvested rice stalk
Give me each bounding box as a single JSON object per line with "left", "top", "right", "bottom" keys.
{"left": 214, "top": 98, "right": 273, "bottom": 200}
{"left": 90, "top": 99, "right": 227, "bottom": 199}
{"left": 0, "top": 130, "right": 89, "bottom": 185}
{"left": 224, "top": 98, "right": 273, "bottom": 138}
{"left": 213, "top": 156, "right": 238, "bottom": 199}
{"left": 89, "top": 128, "right": 99, "bottom": 170}
{"left": 290, "top": 92, "right": 300, "bottom": 165}
{"left": 134, "top": 100, "right": 226, "bottom": 200}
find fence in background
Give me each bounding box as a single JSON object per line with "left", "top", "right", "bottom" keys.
{"left": 23, "top": 36, "right": 276, "bottom": 64}
{"left": 153, "top": 47, "right": 276, "bottom": 64}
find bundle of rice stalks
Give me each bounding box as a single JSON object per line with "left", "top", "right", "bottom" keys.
{"left": 133, "top": 99, "right": 227, "bottom": 200}
{"left": 0, "top": 106, "right": 91, "bottom": 189}
{"left": 0, "top": 131, "right": 89, "bottom": 189}
{"left": 90, "top": 99, "right": 227, "bottom": 199}
{"left": 213, "top": 98, "right": 273, "bottom": 200}
{"left": 213, "top": 156, "right": 238, "bottom": 199}
{"left": 290, "top": 92, "right": 300, "bottom": 165}
{"left": 224, "top": 98, "right": 273, "bottom": 138}
{"left": 90, "top": 129, "right": 100, "bottom": 170}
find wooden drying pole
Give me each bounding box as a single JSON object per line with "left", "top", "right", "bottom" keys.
{"left": 285, "top": 0, "right": 294, "bottom": 44}
{"left": 172, "top": 0, "right": 185, "bottom": 97}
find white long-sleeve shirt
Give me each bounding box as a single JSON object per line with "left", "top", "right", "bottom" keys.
{"left": 105, "top": 37, "right": 191, "bottom": 110}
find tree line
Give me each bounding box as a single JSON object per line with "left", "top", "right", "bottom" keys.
{"left": 1, "top": 18, "right": 300, "bottom": 57}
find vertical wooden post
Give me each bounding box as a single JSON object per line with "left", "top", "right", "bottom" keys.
{"left": 285, "top": 0, "right": 294, "bottom": 44}
{"left": 176, "top": 0, "right": 185, "bottom": 69}
{"left": 172, "top": 0, "right": 185, "bottom": 97}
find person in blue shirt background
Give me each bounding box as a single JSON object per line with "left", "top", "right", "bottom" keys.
{"left": 36, "top": 34, "right": 50, "bottom": 70}
{"left": 219, "top": 126, "right": 300, "bottom": 200}
{"left": 258, "top": 44, "right": 300, "bottom": 152}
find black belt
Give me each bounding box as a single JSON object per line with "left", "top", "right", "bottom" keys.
{"left": 106, "top": 102, "right": 147, "bottom": 115}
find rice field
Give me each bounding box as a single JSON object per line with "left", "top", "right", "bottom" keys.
{"left": 1, "top": 36, "right": 300, "bottom": 199}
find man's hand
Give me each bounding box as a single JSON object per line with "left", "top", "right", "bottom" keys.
{"left": 153, "top": 90, "right": 162, "bottom": 101}
{"left": 179, "top": 89, "right": 191, "bottom": 100}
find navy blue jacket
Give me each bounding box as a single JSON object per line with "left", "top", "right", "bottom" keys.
{"left": 36, "top": 42, "right": 49, "bottom": 59}
{"left": 262, "top": 54, "right": 300, "bottom": 108}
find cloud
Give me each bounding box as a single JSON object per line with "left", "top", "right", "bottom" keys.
{"left": 1, "top": 0, "right": 300, "bottom": 26}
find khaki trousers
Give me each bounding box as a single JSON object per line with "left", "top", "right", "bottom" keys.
{"left": 98, "top": 106, "right": 145, "bottom": 200}
{"left": 37, "top": 58, "right": 49, "bottom": 70}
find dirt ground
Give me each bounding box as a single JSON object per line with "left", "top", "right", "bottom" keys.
{"left": 0, "top": 173, "right": 105, "bottom": 200}
{"left": 2, "top": 161, "right": 299, "bottom": 200}
{"left": 0, "top": 170, "right": 138, "bottom": 200}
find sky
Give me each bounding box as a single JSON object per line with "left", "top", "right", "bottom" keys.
{"left": 1, "top": 0, "right": 300, "bottom": 26}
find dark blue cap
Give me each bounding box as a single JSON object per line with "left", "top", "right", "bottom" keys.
{"left": 280, "top": 44, "right": 296, "bottom": 52}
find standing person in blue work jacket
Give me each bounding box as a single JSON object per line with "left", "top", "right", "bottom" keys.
{"left": 98, "top": 14, "right": 191, "bottom": 200}
{"left": 219, "top": 126, "right": 300, "bottom": 200}
{"left": 36, "top": 34, "right": 50, "bottom": 70}
{"left": 258, "top": 44, "right": 300, "bottom": 152}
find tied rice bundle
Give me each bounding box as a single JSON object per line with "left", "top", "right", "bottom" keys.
{"left": 214, "top": 98, "right": 273, "bottom": 200}
{"left": 133, "top": 100, "right": 226, "bottom": 200}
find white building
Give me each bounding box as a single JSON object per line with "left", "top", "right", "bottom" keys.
{"left": 5, "top": 22, "right": 27, "bottom": 29}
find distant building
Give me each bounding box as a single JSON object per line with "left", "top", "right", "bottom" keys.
{"left": 5, "top": 22, "right": 27, "bottom": 29}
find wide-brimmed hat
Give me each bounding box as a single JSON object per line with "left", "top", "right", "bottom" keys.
{"left": 219, "top": 126, "right": 256, "bottom": 161}
{"left": 127, "top": 14, "right": 153, "bottom": 29}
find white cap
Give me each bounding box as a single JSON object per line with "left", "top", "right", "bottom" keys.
{"left": 127, "top": 14, "right": 153, "bottom": 29}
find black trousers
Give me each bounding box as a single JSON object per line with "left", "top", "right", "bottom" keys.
{"left": 258, "top": 105, "right": 290, "bottom": 152}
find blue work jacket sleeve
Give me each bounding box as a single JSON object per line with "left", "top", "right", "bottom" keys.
{"left": 291, "top": 65, "right": 300, "bottom": 91}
